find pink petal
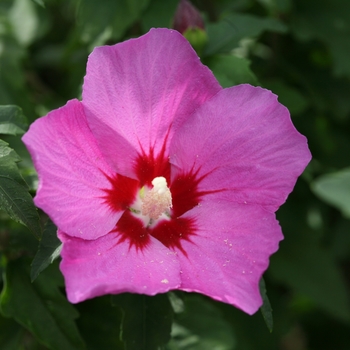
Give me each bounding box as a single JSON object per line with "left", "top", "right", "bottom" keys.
{"left": 22, "top": 99, "right": 121, "bottom": 240}
{"left": 82, "top": 28, "right": 221, "bottom": 179}
{"left": 170, "top": 84, "right": 312, "bottom": 212}
{"left": 59, "top": 230, "right": 181, "bottom": 303}
{"left": 177, "top": 199, "right": 283, "bottom": 315}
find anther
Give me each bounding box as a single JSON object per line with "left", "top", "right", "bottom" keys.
{"left": 141, "top": 177, "right": 172, "bottom": 220}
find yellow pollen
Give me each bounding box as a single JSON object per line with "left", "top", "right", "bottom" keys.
{"left": 141, "top": 177, "right": 172, "bottom": 220}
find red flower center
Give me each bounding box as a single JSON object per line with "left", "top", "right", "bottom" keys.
{"left": 103, "top": 146, "right": 207, "bottom": 254}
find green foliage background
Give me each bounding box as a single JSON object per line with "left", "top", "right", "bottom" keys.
{"left": 1, "top": 0, "right": 350, "bottom": 349}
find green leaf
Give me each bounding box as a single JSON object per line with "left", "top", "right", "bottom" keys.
{"left": 263, "top": 80, "right": 309, "bottom": 116}
{"left": 76, "top": 297, "right": 124, "bottom": 350}
{"left": 0, "top": 254, "right": 4, "bottom": 285}
{"left": 269, "top": 233, "right": 350, "bottom": 322}
{"left": 330, "top": 218, "right": 350, "bottom": 260}
{"left": 259, "top": 0, "right": 292, "bottom": 14}
{"left": 259, "top": 278, "right": 273, "bottom": 333}
{"left": 0, "top": 259, "right": 85, "bottom": 350}
{"left": 112, "top": 293, "right": 173, "bottom": 350}
{"left": 141, "top": 0, "right": 178, "bottom": 32}
{"left": 0, "top": 4, "right": 37, "bottom": 115}
{"left": 206, "top": 54, "right": 258, "bottom": 87}
{"left": 291, "top": 0, "right": 350, "bottom": 78}
{"left": 0, "top": 105, "right": 27, "bottom": 136}
{"left": 0, "top": 140, "right": 41, "bottom": 238}
{"left": 9, "top": 0, "right": 39, "bottom": 47}
{"left": 0, "top": 313, "right": 23, "bottom": 350}
{"left": 31, "top": 219, "right": 61, "bottom": 282}
{"left": 168, "top": 294, "right": 235, "bottom": 350}
{"left": 205, "top": 13, "right": 287, "bottom": 56}
{"left": 312, "top": 168, "right": 350, "bottom": 217}
{"left": 77, "top": 0, "right": 150, "bottom": 44}
{"left": 31, "top": 0, "right": 45, "bottom": 7}
{"left": 0, "top": 313, "right": 43, "bottom": 350}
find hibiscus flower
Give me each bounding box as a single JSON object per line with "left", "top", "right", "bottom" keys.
{"left": 22, "top": 28, "right": 311, "bottom": 315}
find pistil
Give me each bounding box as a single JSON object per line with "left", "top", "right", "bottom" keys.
{"left": 141, "top": 177, "right": 172, "bottom": 220}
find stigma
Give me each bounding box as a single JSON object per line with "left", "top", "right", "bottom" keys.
{"left": 141, "top": 177, "right": 172, "bottom": 220}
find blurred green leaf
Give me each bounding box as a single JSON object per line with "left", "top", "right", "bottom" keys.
{"left": 263, "top": 80, "right": 309, "bottom": 116}
{"left": 0, "top": 105, "right": 27, "bottom": 136}
{"left": 112, "top": 293, "right": 173, "bottom": 350}
{"left": 9, "top": 0, "right": 39, "bottom": 47}
{"left": 141, "top": 0, "right": 178, "bottom": 32}
{"left": 329, "top": 79, "right": 350, "bottom": 121}
{"left": 167, "top": 294, "right": 235, "bottom": 350}
{"left": 205, "top": 13, "right": 287, "bottom": 56}
{"left": 330, "top": 218, "right": 350, "bottom": 260}
{"left": 259, "top": 0, "right": 292, "bottom": 14}
{"left": 0, "top": 312, "right": 44, "bottom": 350}
{"left": 0, "top": 140, "right": 41, "bottom": 238}
{"left": 31, "top": 0, "right": 45, "bottom": 7}
{"left": 0, "top": 254, "right": 4, "bottom": 285}
{"left": 76, "top": 297, "right": 124, "bottom": 350}
{"left": 31, "top": 219, "right": 61, "bottom": 282}
{"left": 206, "top": 54, "right": 258, "bottom": 87}
{"left": 269, "top": 233, "right": 350, "bottom": 322}
{"left": 259, "top": 278, "right": 273, "bottom": 332}
{"left": 77, "top": 0, "right": 150, "bottom": 44}
{"left": 291, "top": 0, "right": 350, "bottom": 78}
{"left": 0, "top": 28, "right": 35, "bottom": 116}
{"left": 0, "top": 313, "right": 23, "bottom": 350}
{"left": 0, "top": 259, "right": 85, "bottom": 350}
{"left": 312, "top": 168, "right": 350, "bottom": 217}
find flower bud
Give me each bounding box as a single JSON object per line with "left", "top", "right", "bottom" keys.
{"left": 173, "top": 0, "right": 205, "bottom": 34}
{"left": 173, "top": 0, "right": 207, "bottom": 55}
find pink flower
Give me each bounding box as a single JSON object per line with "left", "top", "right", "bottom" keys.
{"left": 22, "top": 28, "right": 311, "bottom": 315}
